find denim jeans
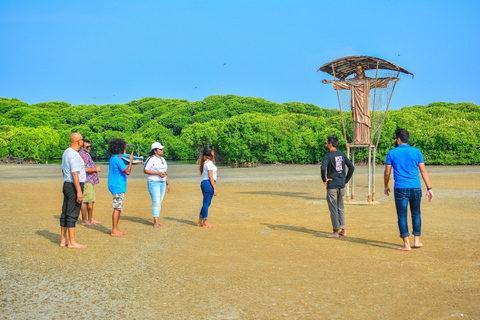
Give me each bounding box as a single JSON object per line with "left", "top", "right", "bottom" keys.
{"left": 199, "top": 180, "right": 215, "bottom": 220}
{"left": 147, "top": 180, "right": 166, "bottom": 218}
{"left": 394, "top": 188, "right": 422, "bottom": 238}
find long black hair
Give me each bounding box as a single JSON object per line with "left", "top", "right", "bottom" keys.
{"left": 199, "top": 145, "right": 215, "bottom": 174}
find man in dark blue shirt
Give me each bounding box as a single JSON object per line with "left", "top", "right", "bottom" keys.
{"left": 321, "top": 135, "right": 355, "bottom": 238}
{"left": 384, "top": 128, "right": 434, "bottom": 251}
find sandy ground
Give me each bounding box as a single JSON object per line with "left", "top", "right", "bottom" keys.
{"left": 0, "top": 163, "right": 479, "bottom": 320}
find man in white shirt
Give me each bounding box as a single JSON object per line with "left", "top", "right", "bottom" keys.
{"left": 60, "top": 132, "right": 87, "bottom": 248}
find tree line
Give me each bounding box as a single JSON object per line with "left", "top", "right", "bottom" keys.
{"left": 0, "top": 96, "right": 478, "bottom": 165}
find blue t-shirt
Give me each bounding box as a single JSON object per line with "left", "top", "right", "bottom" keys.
{"left": 385, "top": 144, "right": 424, "bottom": 189}
{"left": 108, "top": 155, "right": 128, "bottom": 195}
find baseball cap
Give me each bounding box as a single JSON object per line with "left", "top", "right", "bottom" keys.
{"left": 151, "top": 142, "right": 165, "bottom": 150}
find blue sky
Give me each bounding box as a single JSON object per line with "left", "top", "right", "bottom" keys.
{"left": 1, "top": 0, "right": 479, "bottom": 110}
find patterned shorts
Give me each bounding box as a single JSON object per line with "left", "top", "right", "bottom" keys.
{"left": 112, "top": 193, "right": 125, "bottom": 211}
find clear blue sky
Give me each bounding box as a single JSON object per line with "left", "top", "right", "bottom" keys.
{"left": 1, "top": 0, "right": 479, "bottom": 109}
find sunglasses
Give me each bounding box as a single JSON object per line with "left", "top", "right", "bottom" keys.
{"left": 85, "top": 146, "right": 91, "bottom": 149}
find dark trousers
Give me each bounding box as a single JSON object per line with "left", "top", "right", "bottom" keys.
{"left": 60, "top": 182, "right": 84, "bottom": 228}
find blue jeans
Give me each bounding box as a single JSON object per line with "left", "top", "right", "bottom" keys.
{"left": 148, "top": 180, "right": 166, "bottom": 218}
{"left": 199, "top": 180, "right": 215, "bottom": 220}
{"left": 394, "top": 188, "right": 422, "bottom": 238}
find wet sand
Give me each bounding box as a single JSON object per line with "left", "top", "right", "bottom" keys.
{"left": 0, "top": 164, "right": 479, "bottom": 319}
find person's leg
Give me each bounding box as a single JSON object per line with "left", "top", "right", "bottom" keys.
{"left": 326, "top": 188, "right": 340, "bottom": 238}
{"left": 81, "top": 184, "right": 95, "bottom": 225}
{"left": 81, "top": 202, "right": 91, "bottom": 225}
{"left": 338, "top": 188, "right": 347, "bottom": 236}
{"left": 199, "top": 180, "right": 214, "bottom": 227}
{"left": 88, "top": 202, "right": 100, "bottom": 224}
{"left": 111, "top": 193, "right": 125, "bottom": 236}
{"left": 394, "top": 188, "right": 411, "bottom": 251}
{"left": 60, "top": 182, "right": 69, "bottom": 246}
{"left": 410, "top": 188, "right": 423, "bottom": 248}
{"left": 148, "top": 181, "right": 163, "bottom": 227}
{"left": 88, "top": 185, "right": 100, "bottom": 224}
{"left": 66, "top": 183, "right": 86, "bottom": 248}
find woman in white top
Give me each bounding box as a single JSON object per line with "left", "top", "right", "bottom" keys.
{"left": 198, "top": 145, "right": 217, "bottom": 228}
{"left": 144, "top": 142, "right": 170, "bottom": 228}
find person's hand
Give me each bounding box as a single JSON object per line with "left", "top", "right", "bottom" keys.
{"left": 213, "top": 188, "right": 218, "bottom": 196}
{"left": 166, "top": 184, "right": 170, "bottom": 193}
{"left": 426, "top": 189, "right": 434, "bottom": 202}
{"left": 129, "top": 151, "right": 134, "bottom": 162}
{"left": 324, "top": 178, "right": 332, "bottom": 187}
{"left": 77, "top": 191, "right": 84, "bottom": 203}
{"left": 321, "top": 79, "right": 329, "bottom": 84}
{"left": 392, "top": 78, "right": 399, "bottom": 82}
{"left": 96, "top": 166, "right": 101, "bottom": 172}
{"left": 384, "top": 186, "right": 391, "bottom": 196}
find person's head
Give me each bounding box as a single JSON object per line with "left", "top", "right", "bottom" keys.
{"left": 199, "top": 145, "right": 215, "bottom": 174}
{"left": 355, "top": 65, "right": 365, "bottom": 79}
{"left": 149, "top": 142, "right": 165, "bottom": 157}
{"left": 82, "top": 139, "right": 91, "bottom": 153}
{"left": 108, "top": 138, "right": 127, "bottom": 155}
{"left": 70, "top": 132, "right": 84, "bottom": 151}
{"left": 325, "top": 135, "right": 339, "bottom": 150}
{"left": 394, "top": 128, "right": 410, "bottom": 145}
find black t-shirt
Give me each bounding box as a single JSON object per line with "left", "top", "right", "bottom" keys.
{"left": 320, "top": 150, "right": 355, "bottom": 189}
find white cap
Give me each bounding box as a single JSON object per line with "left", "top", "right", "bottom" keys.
{"left": 151, "top": 142, "right": 165, "bottom": 150}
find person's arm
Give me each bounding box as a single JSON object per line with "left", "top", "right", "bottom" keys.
{"left": 71, "top": 171, "right": 83, "bottom": 203}
{"left": 384, "top": 165, "right": 392, "bottom": 196}
{"left": 124, "top": 151, "right": 134, "bottom": 175}
{"left": 85, "top": 167, "right": 100, "bottom": 173}
{"left": 143, "top": 169, "right": 167, "bottom": 178}
{"left": 208, "top": 170, "right": 217, "bottom": 196}
{"left": 418, "top": 163, "right": 434, "bottom": 202}
{"left": 344, "top": 156, "right": 355, "bottom": 186}
{"left": 166, "top": 175, "right": 170, "bottom": 193}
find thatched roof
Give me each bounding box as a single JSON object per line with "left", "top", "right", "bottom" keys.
{"left": 317, "top": 55, "right": 413, "bottom": 80}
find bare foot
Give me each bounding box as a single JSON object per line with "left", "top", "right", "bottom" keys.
{"left": 81, "top": 221, "right": 94, "bottom": 226}
{"left": 413, "top": 242, "right": 423, "bottom": 248}
{"left": 397, "top": 246, "right": 411, "bottom": 251}
{"left": 91, "top": 219, "right": 101, "bottom": 225}
{"left": 67, "top": 242, "right": 87, "bottom": 249}
{"left": 111, "top": 230, "right": 125, "bottom": 237}
{"left": 60, "top": 240, "right": 69, "bottom": 247}
{"left": 325, "top": 232, "right": 339, "bottom": 238}
{"left": 339, "top": 230, "right": 347, "bottom": 236}
{"left": 202, "top": 223, "right": 215, "bottom": 228}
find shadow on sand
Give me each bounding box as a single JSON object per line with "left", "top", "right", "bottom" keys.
{"left": 52, "top": 215, "right": 111, "bottom": 235}
{"left": 164, "top": 217, "right": 197, "bottom": 226}
{"left": 36, "top": 230, "right": 61, "bottom": 245}
{"left": 260, "top": 223, "right": 399, "bottom": 250}
{"left": 237, "top": 191, "right": 318, "bottom": 201}
{"left": 121, "top": 215, "right": 152, "bottom": 226}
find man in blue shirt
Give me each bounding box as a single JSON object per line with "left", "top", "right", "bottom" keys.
{"left": 108, "top": 138, "right": 133, "bottom": 237}
{"left": 384, "top": 129, "right": 434, "bottom": 251}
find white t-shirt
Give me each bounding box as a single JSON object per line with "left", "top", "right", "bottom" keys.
{"left": 202, "top": 160, "right": 217, "bottom": 181}
{"left": 144, "top": 156, "right": 168, "bottom": 182}
{"left": 62, "top": 147, "right": 86, "bottom": 183}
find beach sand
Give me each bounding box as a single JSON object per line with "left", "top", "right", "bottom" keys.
{"left": 0, "top": 164, "right": 479, "bottom": 319}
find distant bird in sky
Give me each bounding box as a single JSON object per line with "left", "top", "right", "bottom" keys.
{"left": 195, "top": 86, "right": 198, "bottom": 89}
{"left": 223, "top": 63, "right": 226, "bottom": 65}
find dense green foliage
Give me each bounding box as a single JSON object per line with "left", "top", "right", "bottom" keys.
{"left": 0, "top": 96, "right": 478, "bottom": 165}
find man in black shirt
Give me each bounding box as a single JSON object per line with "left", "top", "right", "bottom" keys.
{"left": 321, "top": 135, "right": 355, "bottom": 238}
